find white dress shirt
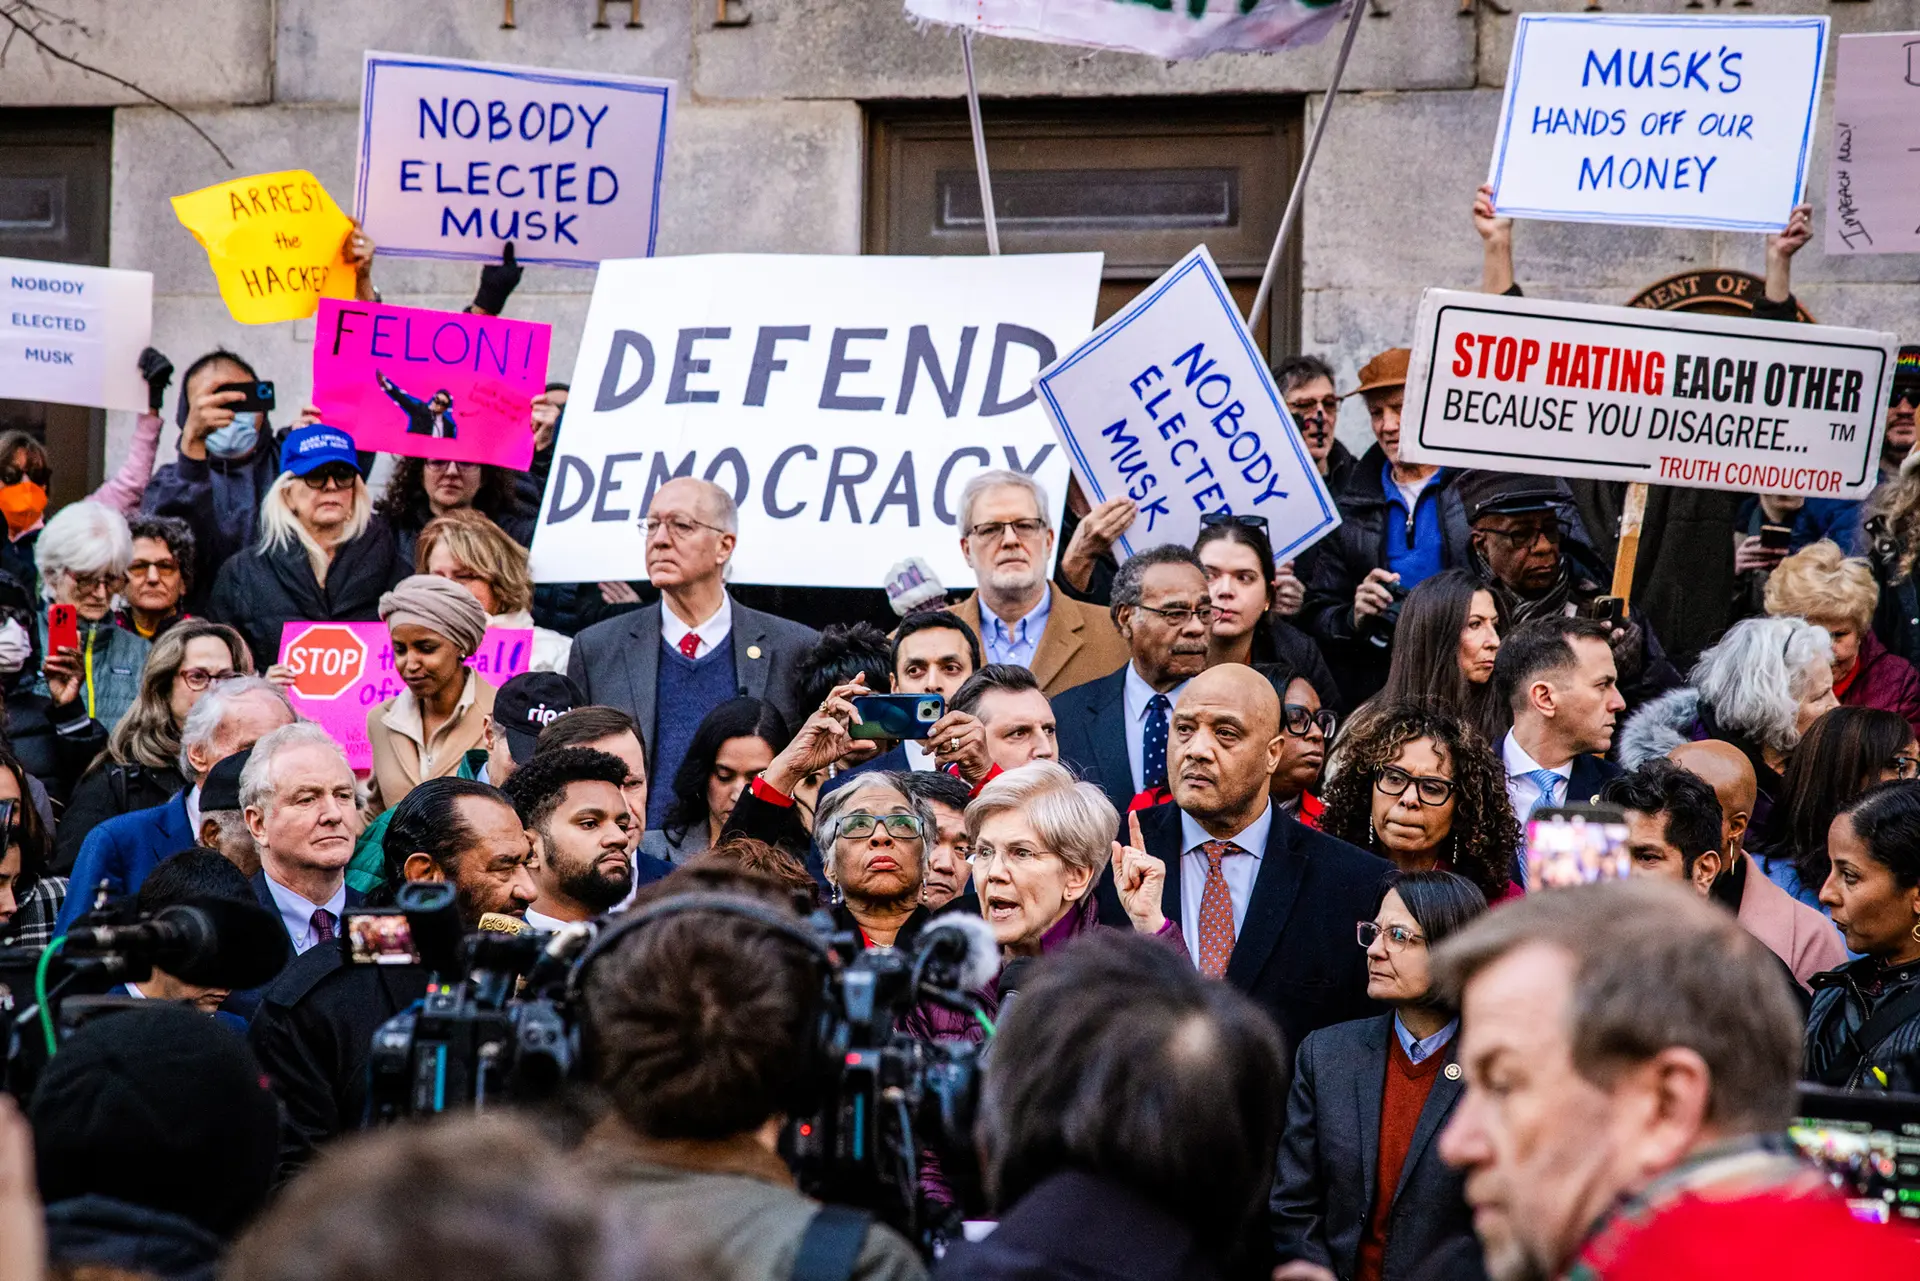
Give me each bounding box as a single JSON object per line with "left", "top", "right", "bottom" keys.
{"left": 523, "top": 905, "right": 571, "bottom": 933}
{"left": 1502, "top": 730, "right": 1572, "bottom": 825}
{"left": 1176, "top": 802, "right": 1272, "bottom": 966}
{"left": 264, "top": 874, "right": 348, "bottom": 955}
{"left": 901, "top": 739, "right": 934, "bottom": 771}
{"left": 1123, "top": 663, "right": 1192, "bottom": 794}
{"left": 660, "top": 593, "right": 734, "bottom": 660}
{"left": 183, "top": 783, "right": 203, "bottom": 843}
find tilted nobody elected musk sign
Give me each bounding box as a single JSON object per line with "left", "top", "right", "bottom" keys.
{"left": 529, "top": 253, "right": 1103, "bottom": 589}
{"left": 1400, "top": 290, "right": 1895, "bottom": 501}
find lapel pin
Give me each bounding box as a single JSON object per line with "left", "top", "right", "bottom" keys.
{"left": 747, "top": 645, "right": 762, "bottom": 660}
{"left": 1444, "top": 1062, "right": 1463, "bottom": 1081}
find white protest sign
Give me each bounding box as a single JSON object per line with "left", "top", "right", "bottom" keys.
{"left": 1400, "top": 289, "right": 1894, "bottom": 501}
{"left": 1488, "top": 14, "right": 1827, "bottom": 233}
{"left": 1033, "top": 245, "right": 1337, "bottom": 565}
{"left": 529, "top": 253, "right": 1104, "bottom": 589}
{"left": 1828, "top": 32, "right": 1920, "bottom": 255}
{"left": 904, "top": 0, "right": 1346, "bottom": 60}
{"left": 353, "top": 52, "right": 674, "bottom": 269}
{"left": 0, "top": 257, "right": 151, "bottom": 412}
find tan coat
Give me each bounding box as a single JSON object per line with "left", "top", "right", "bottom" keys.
{"left": 948, "top": 590, "right": 1130, "bottom": 697}
{"left": 365, "top": 669, "right": 496, "bottom": 817}
{"left": 1735, "top": 851, "right": 1849, "bottom": 988}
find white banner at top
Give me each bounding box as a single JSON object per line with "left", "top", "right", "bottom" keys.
{"left": 905, "top": 0, "right": 1349, "bottom": 60}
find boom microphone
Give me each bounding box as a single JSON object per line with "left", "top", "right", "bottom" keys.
{"left": 62, "top": 897, "right": 291, "bottom": 989}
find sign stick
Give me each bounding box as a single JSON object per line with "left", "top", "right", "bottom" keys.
{"left": 1248, "top": 0, "right": 1367, "bottom": 333}
{"left": 1609, "top": 482, "right": 1650, "bottom": 616}
{"left": 961, "top": 31, "right": 1001, "bottom": 256}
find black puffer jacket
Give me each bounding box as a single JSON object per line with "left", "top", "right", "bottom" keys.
{"left": 1806, "top": 956, "right": 1920, "bottom": 1092}
{"left": 206, "top": 517, "right": 405, "bottom": 667}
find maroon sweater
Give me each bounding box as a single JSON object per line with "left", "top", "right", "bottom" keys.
{"left": 1356, "top": 1034, "right": 1447, "bottom": 1281}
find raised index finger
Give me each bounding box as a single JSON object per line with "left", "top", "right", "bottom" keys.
{"left": 1128, "top": 810, "right": 1145, "bottom": 851}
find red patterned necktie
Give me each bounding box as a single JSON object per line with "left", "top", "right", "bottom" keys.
{"left": 310, "top": 908, "right": 336, "bottom": 944}
{"left": 1197, "top": 840, "right": 1240, "bottom": 979}
{"left": 677, "top": 631, "right": 701, "bottom": 659}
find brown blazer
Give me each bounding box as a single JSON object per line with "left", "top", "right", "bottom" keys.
{"left": 948, "top": 591, "right": 1130, "bottom": 697}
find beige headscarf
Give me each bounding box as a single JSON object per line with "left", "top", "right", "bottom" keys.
{"left": 378, "top": 573, "right": 489, "bottom": 656}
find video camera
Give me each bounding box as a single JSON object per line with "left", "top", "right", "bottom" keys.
{"left": 358, "top": 887, "right": 998, "bottom": 1247}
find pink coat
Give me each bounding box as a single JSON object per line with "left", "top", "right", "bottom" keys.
{"left": 1735, "top": 852, "right": 1847, "bottom": 987}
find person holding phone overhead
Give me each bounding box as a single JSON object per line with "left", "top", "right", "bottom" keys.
{"left": 31, "top": 503, "right": 150, "bottom": 734}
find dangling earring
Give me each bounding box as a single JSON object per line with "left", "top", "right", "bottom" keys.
{"left": 1368, "top": 820, "right": 1377, "bottom": 848}
{"left": 829, "top": 881, "right": 844, "bottom": 907}
{"left": 1910, "top": 916, "right": 1920, "bottom": 945}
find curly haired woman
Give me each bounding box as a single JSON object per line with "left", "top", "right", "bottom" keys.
{"left": 1319, "top": 699, "right": 1522, "bottom": 904}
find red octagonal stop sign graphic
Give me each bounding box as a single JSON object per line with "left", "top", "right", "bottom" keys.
{"left": 282, "top": 623, "right": 370, "bottom": 700}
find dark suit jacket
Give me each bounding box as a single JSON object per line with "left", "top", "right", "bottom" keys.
{"left": 248, "top": 870, "right": 366, "bottom": 952}
{"left": 231, "top": 870, "right": 364, "bottom": 1021}
{"left": 566, "top": 595, "right": 820, "bottom": 783}
{"left": 1097, "top": 802, "right": 1392, "bottom": 1052}
{"left": 1567, "top": 752, "right": 1624, "bottom": 806}
{"left": 55, "top": 790, "right": 197, "bottom": 933}
{"left": 1271, "top": 1015, "right": 1487, "bottom": 1281}
{"left": 1052, "top": 666, "right": 1134, "bottom": 822}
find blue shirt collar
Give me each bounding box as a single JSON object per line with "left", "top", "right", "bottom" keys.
{"left": 984, "top": 583, "right": 1052, "bottom": 646}
{"left": 1393, "top": 1012, "right": 1459, "bottom": 1065}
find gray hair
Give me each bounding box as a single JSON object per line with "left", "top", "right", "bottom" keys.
{"left": 965, "top": 760, "right": 1119, "bottom": 879}
{"left": 1109, "top": 544, "right": 1206, "bottom": 630}
{"left": 957, "top": 469, "right": 1049, "bottom": 535}
{"left": 35, "top": 501, "right": 132, "bottom": 600}
{"left": 811, "top": 772, "right": 936, "bottom": 881}
{"left": 238, "top": 721, "right": 350, "bottom": 816}
{"left": 177, "top": 675, "right": 294, "bottom": 778}
{"left": 1690, "top": 616, "right": 1833, "bottom": 756}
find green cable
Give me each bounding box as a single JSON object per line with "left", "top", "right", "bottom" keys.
{"left": 972, "top": 1008, "right": 996, "bottom": 1039}
{"left": 36, "top": 936, "right": 66, "bottom": 1056}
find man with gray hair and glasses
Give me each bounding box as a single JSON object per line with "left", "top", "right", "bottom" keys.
{"left": 1427, "top": 878, "right": 1916, "bottom": 1281}
{"left": 57, "top": 674, "right": 294, "bottom": 930}
{"left": 946, "top": 468, "right": 1127, "bottom": 697}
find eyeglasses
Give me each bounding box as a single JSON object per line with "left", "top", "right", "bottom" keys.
{"left": 1374, "top": 764, "right": 1456, "bottom": 806}
{"left": 1285, "top": 395, "right": 1341, "bottom": 419}
{"left": 1200, "top": 512, "right": 1269, "bottom": 533}
{"left": 1477, "top": 521, "right": 1563, "bottom": 548}
{"left": 1357, "top": 920, "right": 1425, "bottom": 952}
{"left": 299, "top": 464, "right": 360, "bottom": 491}
{"left": 1892, "top": 754, "right": 1920, "bottom": 781}
{"left": 640, "top": 514, "right": 728, "bottom": 542}
{"left": 1131, "top": 601, "right": 1216, "bottom": 627}
{"left": 1283, "top": 704, "right": 1336, "bottom": 739}
{"left": 128, "top": 558, "right": 179, "bottom": 579}
{"left": 66, "top": 570, "right": 126, "bottom": 595}
{"left": 835, "top": 812, "right": 924, "bottom": 842}
{"left": 178, "top": 667, "right": 236, "bottom": 692}
{"left": 1, "top": 465, "right": 50, "bottom": 488}
{"left": 966, "top": 518, "right": 1047, "bottom": 543}
{"left": 968, "top": 842, "right": 1057, "bottom": 868}
{"left": 424, "top": 458, "right": 474, "bottom": 473}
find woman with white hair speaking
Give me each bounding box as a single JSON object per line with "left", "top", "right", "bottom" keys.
{"left": 365, "top": 574, "right": 494, "bottom": 817}
{"left": 31, "top": 501, "right": 149, "bottom": 732}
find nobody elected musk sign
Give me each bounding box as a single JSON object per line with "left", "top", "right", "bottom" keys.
{"left": 529, "top": 253, "right": 1104, "bottom": 589}
{"left": 1400, "top": 290, "right": 1896, "bottom": 500}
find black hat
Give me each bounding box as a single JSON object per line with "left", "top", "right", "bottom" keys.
{"left": 1895, "top": 345, "right": 1920, "bottom": 391}
{"left": 30, "top": 1004, "right": 278, "bottom": 1238}
{"left": 200, "top": 747, "right": 250, "bottom": 812}
{"left": 494, "top": 671, "right": 584, "bottom": 763}
{"left": 1455, "top": 470, "right": 1571, "bottom": 525}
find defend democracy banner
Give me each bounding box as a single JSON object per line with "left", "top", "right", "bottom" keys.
{"left": 171, "top": 170, "right": 357, "bottom": 324}
{"left": 1827, "top": 32, "right": 1920, "bottom": 255}
{"left": 1034, "top": 245, "right": 1338, "bottom": 565}
{"left": 529, "top": 253, "right": 1105, "bottom": 589}
{"left": 1399, "top": 289, "right": 1896, "bottom": 501}
{"left": 310, "top": 298, "right": 551, "bottom": 469}
{"left": 904, "top": 0, "right": 1346, "bottom": 59}
{"left": 354, "top": 52, "right": 674, "bottom": 269}
{"left": 1488, "top": 14, "right": 1827, "bottom": 233}
{"left": 0, "top": 257, "right": 151, "bottom": 413}
{"left": 279, "top": 621, "right": 532, "bottom": 770}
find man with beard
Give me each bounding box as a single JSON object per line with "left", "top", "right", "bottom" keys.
{"left": 503, "top": 748, "right": 637, "bottom": 930}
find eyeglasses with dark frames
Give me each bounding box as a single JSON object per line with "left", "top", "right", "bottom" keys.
{"left": 1373, "top": 764, "right": 1456, "bottom": 806}
{"left": 835, "top": 812, "right": 924, "bottom": 842}
{"left": 1282, "top": 704, "right": 1336, "bottom": 739}
{"left": 1130, "top": 601, "right": 1216, "bottom": 628}
{"left": 965, "top": 518, "right": 1048, "bottom": 543}
{"left": 299, "top": 464, "right": 360, "bottom": 491}
{"left": 1200, "top": 512, "right": 1269, "bottom": 533}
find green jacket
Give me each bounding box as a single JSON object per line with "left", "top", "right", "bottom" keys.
{"left": 348, "top": 747, "right": 488, "bottom": 897}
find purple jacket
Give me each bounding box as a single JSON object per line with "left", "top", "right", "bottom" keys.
{"left": 1840, "top": 629, "right": 1920, "bottom": 739}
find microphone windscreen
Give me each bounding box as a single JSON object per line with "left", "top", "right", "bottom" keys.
{"left": 920, "top": 913, "right": 1001, "bottom": 993}
{"left": 478, "top": 912, "right": 530, "bottom": 935}
{"left": 166, "top": 897, "right": 293, "bottom": 990}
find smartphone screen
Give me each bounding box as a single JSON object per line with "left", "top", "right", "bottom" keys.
{"left": 1525, "top": 804, "right": 1632, "bottom": 889}
{"left": 1791, "top": 1086, "right": 1920, "bottom": 1225}
{"left": 343, "top": 910, "right": 421, "bottom": 965}
{"left": 46, "top": 604, "right": 78, "bottom": 654}
{"left": 849, "top": 693, "right": 945, "bottom": 741}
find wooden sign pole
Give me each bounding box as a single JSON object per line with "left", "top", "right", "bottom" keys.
{"left": 1608, "top": 482, "right": 1649, "bottom": 616}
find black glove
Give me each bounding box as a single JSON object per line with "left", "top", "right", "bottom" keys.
{"left": 137, "top": 347, "right": 174, "bottom": 414}
{"left": 471, "top": 241, "right": 523, "bottom": 316}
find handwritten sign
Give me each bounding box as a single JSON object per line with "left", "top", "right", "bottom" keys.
{"left": 1034, "top": 245, "right": 1338, "bottom": 565}
{"left": 905, "top": 0, "right": 1345, "bottom": 59}
{"left": 171, "top": 170, "right": 357, "bottom": 324}
{"left": 1488, "top": 14, "right": 1828, "bottom": 233}
{"left": 528, "top": 252, "right": 1103, "bottom": 589}
{"left": 1, "top": 257, "right": 151, "bottom": 412}
{"left": 1827, "top": 32, "right": 1920, "bottom": 255}
{"left": 353, "top": 52, "right": 674, "bottom": 269}
{"left": 1400, "top": 289, "right": 1895, "bottom": 501}
{"left": 280, "top": 621, "right": 531, "bottom": 770}
{"left": 310, "top": 298, "right": 550, "bottom": 468}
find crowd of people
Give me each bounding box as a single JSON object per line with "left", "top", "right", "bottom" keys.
{"left": 2, "top": 192, "right": 1920, "bottom": 1281}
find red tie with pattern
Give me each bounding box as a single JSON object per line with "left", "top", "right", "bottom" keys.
{"left": 310, "top": 908, "right": 336, "bottom": 944}
{"left": 677, "top": 632, "right": 701, "bottom": 659}
{"left": 1197, "top": 839, "right": 1240, "bottom": 979}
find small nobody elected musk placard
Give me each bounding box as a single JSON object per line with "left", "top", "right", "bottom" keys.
{"left": 1488, "top": 13, "right": 1828, "bottom": 233}
{"left": 1033, "top": 245, "right": 1338, "bottom": 565}
{"left": 1400, "top": 289, "right": 1896, "bottom": 501}
{"left": 353, "top": 51, "right": 674, "bottom": 269}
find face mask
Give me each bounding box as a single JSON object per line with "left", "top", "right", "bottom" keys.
{"left": 0, "top": 618, "right": 29, "bottom": 674}
{"left": 0, "top": 481, "right": 46, "bottom": 536}
{"left": 206, "top": 413, "right": 261, "bottom": 460}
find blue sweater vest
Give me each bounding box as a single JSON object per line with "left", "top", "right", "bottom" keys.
{"left": 648, "top": 633, "right": 739, "bottom": 828}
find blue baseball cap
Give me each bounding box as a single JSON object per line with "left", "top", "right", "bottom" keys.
{"left": 280, "top": 424, "right": 361, "bottom": 477}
